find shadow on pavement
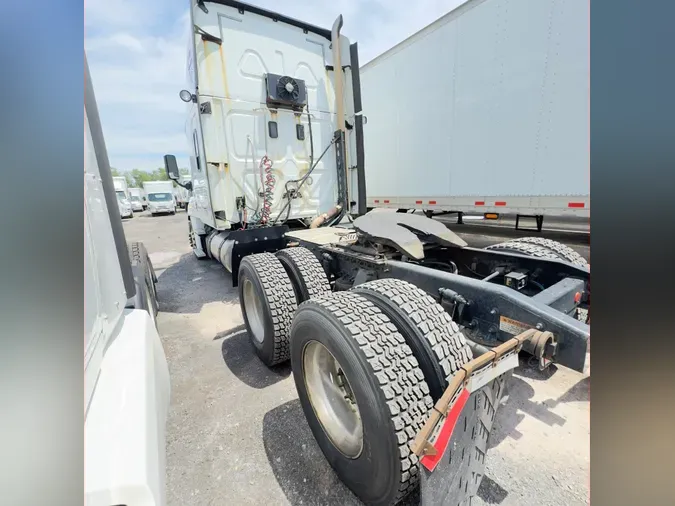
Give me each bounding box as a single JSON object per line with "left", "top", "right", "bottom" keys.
{"left": 547, "top": 376, "right": 590, "bottom": 406}
{"left": 220, "top": 329, "right": 291, "bottom": 389}
{"left": 156, "top": 253, "right": 238, "bottom": 314}
{"left": 489, "top": 374, "right": 567, "bottom": 449}
{"left": 262, "top": 399, "right": 361, "bottom": 506}
{"left": 263, "top": 400, "right": 511, "bottom": 506}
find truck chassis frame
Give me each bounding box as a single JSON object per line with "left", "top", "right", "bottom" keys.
{"left": 286, "top": 213, "right": 589, "bottom": 373}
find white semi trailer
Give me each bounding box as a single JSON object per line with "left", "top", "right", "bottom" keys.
{"left": 85, "top": 52, "right": 169, "bottom": 506}
{"left": 360, "top": 0, "right": 589, "bottom": 229}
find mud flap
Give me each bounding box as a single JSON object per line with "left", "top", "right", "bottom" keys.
{"left": 419, "top": 375, "right": 507, "bottom": 505}
{"left": 229, "top": 225, "right": 289, "bottom": 286}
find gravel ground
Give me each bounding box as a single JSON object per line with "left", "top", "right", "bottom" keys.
{"left": 122, "top": 210, "right": 590, "bottom": 506}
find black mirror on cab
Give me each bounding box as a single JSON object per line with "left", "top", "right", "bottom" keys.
{"left": 164, "top": 154, "right": 180, "bottom": 181}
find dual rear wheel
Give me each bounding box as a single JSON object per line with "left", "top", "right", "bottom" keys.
{"left": 238, "top": 247, "right": 498, "bottom": 505}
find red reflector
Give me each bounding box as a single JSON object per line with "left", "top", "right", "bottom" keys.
{"left": 475, "top": 201, "right": 485, "bottom": 206}
{"left": 495, "top": 201, "right": 506, "bottom": 206}
{"left": 574, "top": 292, "right": 582, "bottom": 303}
{"left": 568, "top": 202, "right": 585, "bottom": 208}
{"left": 415, "top": 200, "right": 423, "bottom": 204}
{"left": 374, "top": 199, "right": 380, "bottom": 203}
{"left": 384, "top": 200, "right": 390, "bottom": 204}
{"left": 420, "top": 389, "right": 470, "bottom": 472}
{"left": 428, "top": 200, "right": 437, "bottom": 205}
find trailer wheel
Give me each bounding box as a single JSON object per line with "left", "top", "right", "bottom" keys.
{"left": 276, "top": 247, "right": 330, "bottom": 303}
{"left": 239, "top": 253, "right": 297, "bottom": 366}
{"left": 508, "top": 237, "right": 588, "bottom": 267}
{"left": 290, "top": 292, "right": 433, "bottom": 506}
{"left": 353, "top": 279, "right": 473, "bottom": 402}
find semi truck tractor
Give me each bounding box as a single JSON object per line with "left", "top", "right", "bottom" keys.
{"left": 85, "top": 52, "right": 169, "bottom": 506}
{"left": 360, "top": 0, "right": 589, "bottom": 230}
{"left": 143, "top": 181, "right": 177, "bottom": 216}
{"left": 164, "top": 2, "right": 589, "bottom": 505}
{"left": 129, "top": 187, "right": 147, "bottom": 211}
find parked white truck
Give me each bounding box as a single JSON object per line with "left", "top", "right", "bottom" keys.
{"left": 143, "top": 181, "right": 177, "bottom": 216}
{"left": 174, "top": 174, "right": 191, "bottom": 209}
{"left": 360, "top": 0, "right": 589, "bottom": 230}
{"left": 85, "top": 52, "right": 169, "bottom": 506}
{"left": 113, "top": 176, "right": 134, "bottom": 218}
{"left": 129, "top": 187, "right": 147, "bottom": 211}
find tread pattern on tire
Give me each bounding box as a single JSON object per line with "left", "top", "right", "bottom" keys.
{"left": 353, "top": 278, "right": 473, "bottom": 384}
{"left": 508, "top": 237, "right": 588, "bottom": 267}
{"left": 485, "top": 241, "right": 563, "bottom": 261}
{"left": 276, "top": 247, "right": 330, "bottom": 301}
{"left": 299, "top": 292, "right": 433, "bottom": 502}
{"left": 129, "top": 241, "right": 143, "bottom": 266}
{"left": 128, "top": 241, "right": 158, "bottom": 319}
{"left": 243, "top": 253, "right": 297, "bottom": 365}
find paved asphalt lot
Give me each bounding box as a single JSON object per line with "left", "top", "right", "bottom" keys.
{"left": 122, "top": 210, "right": 590, "bottom": 506}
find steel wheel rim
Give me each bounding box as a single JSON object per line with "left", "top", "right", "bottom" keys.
{"left": 303, "top": 340, "right": 364, "bottom": 458}
{"left": 243, "top": 278, "right": 265, "bottom": 344}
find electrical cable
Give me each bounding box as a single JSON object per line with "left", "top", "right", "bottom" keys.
{"left": 271, "top": 136, "right": 336, "bottom": 226}
{"left": 278, "top": 99, "right": 315, "bottom": 226}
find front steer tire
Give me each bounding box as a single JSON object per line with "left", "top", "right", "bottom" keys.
{"left": 290, "top": 292, "right": 433, "bottom": 506}
{"left": 238, "top": 253, "right": 297, "bottom": 366}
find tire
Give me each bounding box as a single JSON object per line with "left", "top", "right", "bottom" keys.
{"left": 128, "top": 241, "right": 158, "bottom": 327}
{"left": 484, "top": 240, "right": 563, "bottom": 261}
{"left": 238, "top": 253, "right": 297, "bottom": 366}
{"left": 276, "top": 247, "right": 330, "bottom": 303}
{"left": 352, "top": 279, "right": 473, "bottom": 402}
{"left": 290, "top": 292, "right": 433, "bottom": 506}
{"left": 508, "top": 237, "right": 588, "bottom": 267}
{"left": 151, "top": 213, "right": 157, "bottom": 217}
{"left": 188, "top": 219, "right": 208, "bottom": 259}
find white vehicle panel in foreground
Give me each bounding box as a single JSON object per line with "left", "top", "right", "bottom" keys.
{"left": 85, "top": 309, "right": 170, "bottom": 506}
{"left": 85, "top": 107, "right": 128, "bottom": 407}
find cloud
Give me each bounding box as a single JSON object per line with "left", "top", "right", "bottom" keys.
{"left": 85, "top": 0, "right": 466, "bottom": 172}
